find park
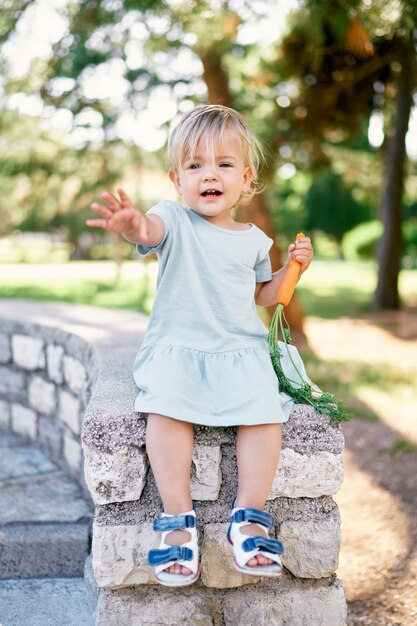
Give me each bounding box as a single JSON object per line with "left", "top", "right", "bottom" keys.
{"left": 0, "top": 1, "right": 417, "bottom": 625}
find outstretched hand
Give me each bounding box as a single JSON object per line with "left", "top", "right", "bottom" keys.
{"left": 288, "top": 235, "right": 313, "bottom": 274}
{"left": 86, "top": 188, "right": 149, "bottom": 240}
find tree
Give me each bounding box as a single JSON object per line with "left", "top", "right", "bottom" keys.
{"left": 277, "top": 0, "right": 417, "bottom": 309}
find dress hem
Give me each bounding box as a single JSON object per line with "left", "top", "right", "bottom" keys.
{"left": 134, "top": 399, "right": 290, "bottom": 427}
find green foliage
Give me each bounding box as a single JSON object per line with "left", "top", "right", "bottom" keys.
{"left": 388, "top": 438, "right": 417, "bottom": 455}
{"left": 342, "top": 220, "right": 383, "bottom": 260}
{"left": 305, "top": 170, "right": 372, "bottom": 243}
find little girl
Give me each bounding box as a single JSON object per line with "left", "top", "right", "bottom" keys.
{"left": 87, "top": 104, "right": 313, "bottom": 587}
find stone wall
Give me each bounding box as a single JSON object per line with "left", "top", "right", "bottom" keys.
{"left": 0, "top": 300, "right": 347, "bottom": 625}
{"left": 0, "top": 317, "right": 96, "bottom": 485}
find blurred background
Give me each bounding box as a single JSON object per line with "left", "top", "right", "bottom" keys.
{"left": 1, "top": 1, "right": 417, "bottom": 623}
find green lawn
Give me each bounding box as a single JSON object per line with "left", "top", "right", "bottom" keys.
{"left": 1, "top": 259, "right": 416, "bottom": 318}
{"left": 1, "top": 258, "right": 416, "bottom": 426}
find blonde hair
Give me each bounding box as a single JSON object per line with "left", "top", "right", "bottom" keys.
{"left": 168, "top": 104, "right": 265, "bottom": 204}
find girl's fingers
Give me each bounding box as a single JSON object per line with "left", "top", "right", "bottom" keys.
{"left": 116, "top": 188, "right": 133, "bottom": 209}
{"left": 101, "top": 191, "right": 120, "bottom": 213}
{"left": 86, "top": 218, "right": 109, "bottom": 229}
{"left": 90, "top": 203, "right": 113, "bottom": 219}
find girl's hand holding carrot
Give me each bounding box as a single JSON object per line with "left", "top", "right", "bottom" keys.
{"left": 287, "top": 234, "right": 313, "bottom": 275}
{"left": 87, "top": 187, "right": 150, "bottom": 241}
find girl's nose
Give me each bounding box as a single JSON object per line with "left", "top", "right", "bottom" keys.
{"left": 203, "top": 171, "right": 217, "bottom": 181}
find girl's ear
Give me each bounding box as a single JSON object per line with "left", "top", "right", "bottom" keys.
{"left": 242, "top": 166, "right": 253, "bottom": 192}
{"left": 169, "top": 169, "right": 182, "bottom": 195}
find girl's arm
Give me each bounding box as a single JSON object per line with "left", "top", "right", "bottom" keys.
{"left": 255, "top": 236, "right": 313, "bottom": 307}
{"left": 87, "top": 188, "right": 165, "bottom": 247}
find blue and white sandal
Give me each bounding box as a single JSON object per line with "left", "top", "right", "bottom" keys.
{"left": 148, "top": 509, "right": 200, "bottom": 587}
{"left": 227, "top": 503, "right": 284, "bottom": 577}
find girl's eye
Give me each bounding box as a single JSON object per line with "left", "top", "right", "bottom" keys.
{"left": 220, "top": 162, "right": 232, "bottom": 168}
{"left": 188, "top": 163, "right": 200, "bottom": 170}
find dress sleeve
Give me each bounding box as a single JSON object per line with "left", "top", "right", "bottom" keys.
{"left": 136, "top": 201, "right": 178, "bottom": 256}
{"left": 254, "top": 230, "right": 274, "bottom": 283}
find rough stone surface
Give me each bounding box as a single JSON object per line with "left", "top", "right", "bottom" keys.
{"left": 0, "top": 399, "right": 11, "bottom": 429}
{"left": 96, "top": 588, "right": 220, "bottom": 626}
{"left": 201, "top": 523, "right": 260, "bottom": 588}
{"left": 92, "top": 522, "right": 156, "bottom": 588}
{"left": 63, "top": 433, "right": 82, "bottom": 473}
{"left": 82, "top": 414, "right": 146, "bottom": 452}
{"left": 0, "top": 470, "right": 91, "bottom": 524}
{"left": 59, "top": 389, "right": 81, "bottom": 435}
{"left": 190, "top": 445, "right": 222, "bottom": 501}
{"left": 37, "top": 415, "right": 63, "bottom": 463}
{"left": 270, "top": 448, "right": 343, "bottom": 498}
{"left": 0, "top": 578, "right": 94, "bottom": 626}
{"left": 0, "top": 332, "right": 11, "bottom": 363}
{"left": 0, "top": 523, "right": 91, "bottom": 579}
{"left": 84, "top": 445, "right": 149, "bottom": 505}
{"left": 64, "top": 354, "right": 86, "bottom": 394}
{"left": 222, "top": 579, "right": 347, "bottom": 626}
{"left": 0, "top": 365, "right": 25, "bottom": 401}
{"left": 11, "top": 403, "right": 37, "bottom": 439}
{"left": 47, "top": 343, "right": 64, "bottom": 384}
{"left": 280, "top": 509, "right": 341, "bottom": 578}
{"left": 28, "top": 375, "right": 56, "bottom": 415}
{"left": 12, "top": 334, "right": 45, "bottom": 370}
{"left": 94, "top": 578, "right": 347, "bottom": 626}
{"left": 282, "top": 404, "right": 344, "bottom": 455}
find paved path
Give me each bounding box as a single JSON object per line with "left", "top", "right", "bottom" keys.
{"left": 0, "top": 429, "right": 94, "bottom": 625}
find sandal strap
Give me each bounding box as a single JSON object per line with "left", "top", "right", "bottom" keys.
{"left": 242, "top": 536, "right": 284, "bottom": 555}
{"left": 230, "top": 507, "right": 275, "bottom": 529}
{"left": 148, "top": 545, "right": 193, "bottom": 566}
{"left": 153, "top": 514, "right": 196, "bottom": 532}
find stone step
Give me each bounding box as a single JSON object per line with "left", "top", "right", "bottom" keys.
{"left": 0, "top": 429, "right": 93, "bottom": 578}
{"left": 0, "top": 578, "right": 94, "bottom": 626}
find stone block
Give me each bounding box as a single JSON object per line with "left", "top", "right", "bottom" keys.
{"left": 94, "top": 578, "right": 347, "bottom": 626}
{"left": 38, "top": 415, "right": 63, "bottom": 463}
{"left": 222, "top": 579, "right": 347, "bottom": 626}
{"left": 282, "top": 404, "right": 344, "bottom": 455}
{"left": 84, "top": 445, "right": 148, "bottom": 505}
{"left": 46, "top": 344, "right": 64, "bottom": 384}
{"left": 190, "top": 444, "right": 222, "bottom": 501}
{"left": 11, "top": 404, "right": 37, "bottom": 439}
{"left": 12, "top": 334, "right": 45, "bottom": 370}
{"left": 0, "top": 399, "right": 11, "bottom": 429}
{"left": 0, "top": 333, "right": 11, "bottom": 363}
{"left": 28, "top": 376, "right": 56, "bottom": 416}
{"left": 63, "top": 433, "right": 82, "bottom": 473}
{"left": 59, "top": 389, "right": 81, "bottom": 435}
{"left": 64, "top": 355, "right": 86, "bottom": 395}
{"left": 0, "top": 366, "right": 26, "bottom": 402}
{"left": 96, "top": 588, "right": 219, "bottom": 626}
{"left": 0, "top": 522, "right": 90, "bottom": 578}
{"left": 201, "top": 523, "right": 260, "bottom": 588}
{"left": 92, "top": 522, "right": 156, "bottom": 588}
{"left": 280, "top": 508, "right": 341, "bottom": 578}
{"left": 270, "top": 448, "right": 343, "bottom": 498}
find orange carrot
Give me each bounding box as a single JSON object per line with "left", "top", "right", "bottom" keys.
{"left": 276, "top": 232, "right": 305, "bottom": 306}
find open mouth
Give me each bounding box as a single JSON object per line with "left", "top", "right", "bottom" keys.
{"left": 201, "top": 189, "right": 222, "bottom": 197}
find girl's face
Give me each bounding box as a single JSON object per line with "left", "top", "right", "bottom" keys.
{"left": 169, "top": 127, "right": 253, "bottom": 226}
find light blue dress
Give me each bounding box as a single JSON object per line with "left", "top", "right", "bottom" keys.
{"left": 133, "top": 200, "right": 298, "bottom": 426}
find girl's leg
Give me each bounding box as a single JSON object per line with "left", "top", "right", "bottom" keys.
{"left": 146, "top": 413, "right": 194, "bottom": 575}
{"left": 235, "top": 423, "right": 282, "bottom": 567}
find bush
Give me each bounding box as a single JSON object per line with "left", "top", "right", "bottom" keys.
{"left": 342, "top": 220, "right": 383, "bottom": 260}
{"left": 342, "top": 218, "right": 417, "bottom": 266}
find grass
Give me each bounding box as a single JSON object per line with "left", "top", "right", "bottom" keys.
{"left": 1, "top": 258, "right": 416, "bottom": 426}
{"left": 1, "top": 259, "right": 416, "bottom": 317}
{"left": 0, "top": 261, "right": 157, "bottom": 314}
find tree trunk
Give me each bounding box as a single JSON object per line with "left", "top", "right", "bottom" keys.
{"left": 373, "top": 40, "right": 414, "bottom": 310}
{"left": 199, "top": 49, "right": 306, "bottom": 341}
